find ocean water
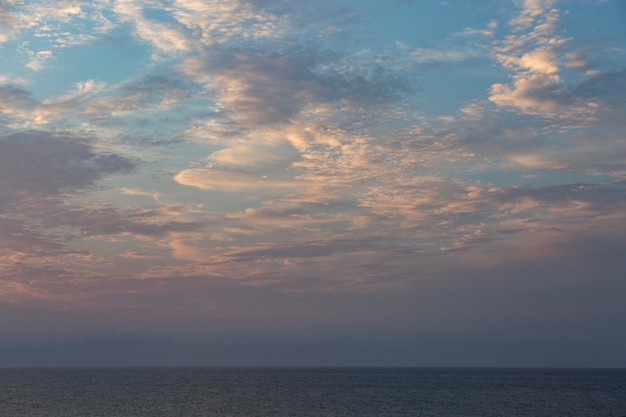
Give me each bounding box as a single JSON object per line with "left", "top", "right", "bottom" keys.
{"left": 0, "top": 367, "right": 625, "bottom": 417}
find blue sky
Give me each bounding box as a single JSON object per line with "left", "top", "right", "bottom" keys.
{"left": 1, "top": 0, "right": 625, "bottom": 367}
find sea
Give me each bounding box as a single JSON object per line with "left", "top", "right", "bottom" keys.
{"left": 0, "top": 367, "right": 625, "bottom": 417}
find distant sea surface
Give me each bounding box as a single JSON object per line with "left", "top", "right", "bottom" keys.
{"left": 1, "top": 367, "right": 625, "bottom": 417}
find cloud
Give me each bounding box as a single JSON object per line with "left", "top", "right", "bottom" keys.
{"left": 482, "top": 2, "right": 622, "bottom": 132}
{"left": 0, "top": 0, "right": 115, "bottom": 77}
{"left": 488, "top": 73, "right": 600, "bottom": 123}
{"left": 82, "top": 74, "right": 192, "bottom": 117}
{"left": 572, "top": 69, "right": 626, "bottom": 107}
{"left": 47, "top": 203, "right": 202, "bottom": 240}
{"left": 488, "top": 5, "right": 601, "bottom": 124}
{"left": 209, "top": 145, "right": 295, "bottom": 167}
{"left": 181, "top": 46, "right": 408, "bottom": 128}
{"left": 175, "top": 42, "right": 414, "bottom": 198}
{"left": 0, "top": 1, "right": 35, "bottom": 44}
{"left": 23, "top": 48, "right": 54, "bottom": 72}
{"left": 458, "top": 73, "right": 626, "bottom": 174}
{"left": 223, "top": 239, "right": 383, "bottom": 263}
{"left": 0, "top": 84, "right": 38, "bottom": 126}
{"left": 565, "top": 50, "right": 591, "bottom": 73}
{"left": 168, "top": 174, "right": 626, "bottom": 289}
{"left": 1, "top": 74, "right": 193, "bottom": 131}
{"left": 175, "top": 165, "right": 302, "bottom": 192}
{"left": 409, "top": 46, "right": 485, "bottom": 64}
{"left": 29, "top": 80, "right": 108, "bottom": 125}
{"left": 0, "top": 130, "right": 138, "bottom": 272}
{"left": 0, "top": 216, "right": 72, "bottom": 258}
{"left": 0, "top": 131, "right": 134, "bottom": 198}
{"left": 114, "top": 0, "right": 190, "bottom": 55}
{"left": 172, "top": 0, "right": 287, "bottom": 44}
{"left": 448, "top": 3, "right": 626, "bottom": 173}
{"left": 112, "top": 0, "right": 287, "bottom": 59}
{"left": 509, "top": 0, "right": 557, "bottom": 31}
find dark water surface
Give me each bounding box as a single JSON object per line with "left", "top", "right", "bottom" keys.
{"left": 1, "top": 367, "right": 625, "bottom": 416}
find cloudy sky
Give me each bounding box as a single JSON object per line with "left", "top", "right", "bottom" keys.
{"left": 1, "top": 0, "right": 625, "bottom": 367}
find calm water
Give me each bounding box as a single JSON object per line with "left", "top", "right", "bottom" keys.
{"left": 0, "top": 367, "right": 625, "bottom": 416}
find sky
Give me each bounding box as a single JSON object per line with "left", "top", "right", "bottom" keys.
{"left": 0, "top": 0, "right": 625, "bottom": 367}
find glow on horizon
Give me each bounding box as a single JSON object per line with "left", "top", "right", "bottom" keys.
{"left": 0, "top": 0, "right": 625, "bottom": 367}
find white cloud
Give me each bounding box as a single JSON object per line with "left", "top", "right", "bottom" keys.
{"left": 507, "top": 153, "right": 567, "bottom": 170}
{"left": 0, "top": 2, "right": 31, "bottom": 44}
{"left": 209, "top": 145, "right": 295, "bottom": 167}
{"left": 174, "top": 165, "right": 302, "bottom": 192}
{"left": 509, "top": 0, "right": 557, "bottom": 31}
{"left": 409, "top": 46, "right": 483, "bottom": 64}
{"left": 487, "top": 2, "right": 601, "bottom": 125}
{"left": 23, "top": 48, "right": 53, "bottom": 71}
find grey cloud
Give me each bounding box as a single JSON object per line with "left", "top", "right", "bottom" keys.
{"left": 492, "top": 182, "right": 626, "bottom": 211}
{"left": 46, "top": 205, "right": 201, "bottom": 239}
{"left": 245, "top": 0, "right": 359, "bottom": 32}
{"left": 125, "top": 74, "right": 192, "bottom": 100}
{"left": 0, "top": 84, "right": 38, "bottom": 123}
{"left": 2, "top": 75, "right": 194, "bottom": 130}
{"left": 189, "top": 47, "right": 409, "bottom": 126}
{"left": 0, "top": 217, "right": 72, "bottom": 257}
{"left": 434, "top": 181, "right": 626, "bottom": 233}
{"left": 0, "top": 130, "right": 141, "bottom": 259}
{"left": 457, "top": 93, "right": 623, "bottom": 172}
{"left": 225, "top": 238, "right": 385, "bottom": 262}
{"left": 84, "top": 74, "right": 193, "bottom": 117}
{"left": 0, "top": 131, "right": 135, "bottom": 198}
{"left": 572, "top": 69, "right": 626, "bottom": 106}
{"left": 319, "top": 64, "right": 407, "bottom": 106}
{"left": 0, "top": 201, "right": 201, "bottom": 259}
{"left": 192, "top": 49, "right": 316, "bottom": 125}
{"left": 522, "top": 68, "right": 626, "bottom": 111}
{"left": 0, "top": 84, "right": 37, "bottom": 106}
